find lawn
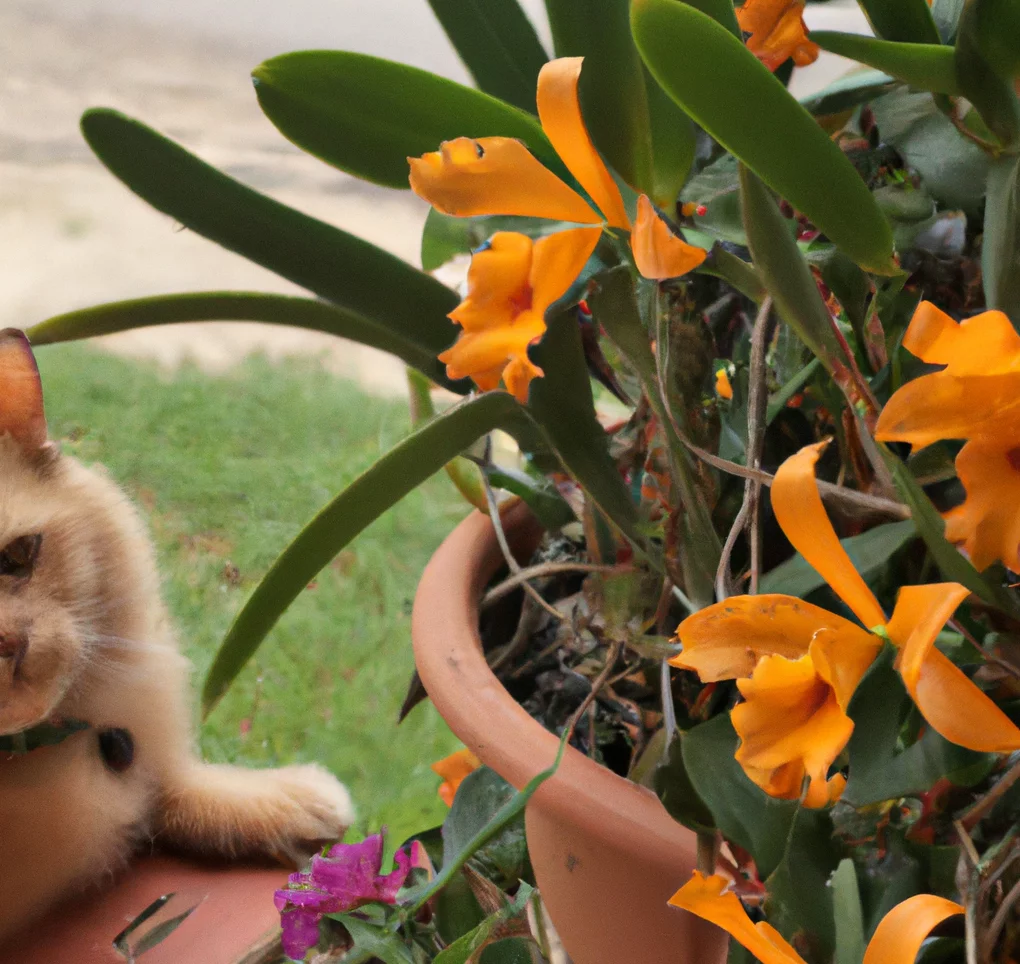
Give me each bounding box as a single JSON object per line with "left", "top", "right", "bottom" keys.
{"left": 36, "top": 342, "right": 467, "bottom": 845}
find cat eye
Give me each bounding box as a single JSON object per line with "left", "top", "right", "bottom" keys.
{"left": 0, "top": 534, "right": 42, "bottom": 579}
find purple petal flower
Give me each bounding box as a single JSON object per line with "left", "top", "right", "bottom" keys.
{"left": 274, "top": 831, "right": 412, "bottom": 961}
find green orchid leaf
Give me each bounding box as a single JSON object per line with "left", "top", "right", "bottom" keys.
{"left": 653, "top": 732, "right": 716, "bottom": 833}
{"left": 843, "top": 645, "right": 995, "bottom": 807}
{"left": 528, "top": 306, "right": 645, "bottom": 556}
{"left": 955, "top": 0, "right": 1020, "bottom": 147}
{"left": 958, "top": 0, "right": 1020, "bottom": 79}
{"left": 253, "top": 51, "right": 560, "bottom": 190}
{"left": 426, "top": 0, "right": 548, "bottom": 114}
{"left": 870, "top": 88, "right": 991, "bottom": 215}
{"left": 681, "top": 714, "right": 799, "bottom": 878}
{"left": 799, "top": 68, "right": 896, "bottom": 117}
{"left": 856, "top": 0, "right": 941, "bottom": 42}
{"left": 433, "top": 882, "right": 535, "bottom": 964}
{"left": 544, "top": 0, "right": 657, "bottom": 196}
{"left": 983, "top": 153, "right": 1020, "bottom": 325}
{"left": 643, "top": 65, "right": 698, "bottom": 207}
{"left": 764, "top": 807, "right": 840, "bottom": 958}
{"left": 27, "top": 291, "right": 456, "bottom": 389}
{"left": 673, "top": 0, "right": 740, "bottom": 35}
{"left": 882, "top": 446, "right": 1020, "bottom": 618}
{"left": 760, "top": 521, "right": 917, "bottom": 597}
{"left": 632, "top": 0, "right": 895, "bottom": 273}
{"left": 484, "top": 464, "right": 576, "bottom": 530}
{"left": 79, "top": 109, "right": 462, "bottom": 362}
{"left": 201, "top": 392, "right": 536, "bottom": 714}
{"left": 698, "top": 245, "right": 766, "bottom": 303}
{"left": 832, "top": 860, "right": 867, "bottom": 964}
{"left": 810, "top": 32, "right": 958, "bottom": 94}
{"left": 739, "top": 166, "right": 851, "bottom": 377}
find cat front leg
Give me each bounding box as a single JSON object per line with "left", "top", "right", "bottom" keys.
{"left": 156, "top": 762, "right": 354, "bottom": 866}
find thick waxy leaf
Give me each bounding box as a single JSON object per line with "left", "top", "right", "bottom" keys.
{"left": 983, "top": 153, "right": 1020, "bottom": 324}
{"left": 201, "top": 392, "right": 535, "bottom": 714}
{"left": 882, "top": 446, "right": 1020, "bottom": 618}
{"left": 643, "top": 67, "right": 698, "bottom": 207}
{"left": 765, "top": 808, "right": 840, "bottom": 958}
{"left": 857, "top": 0, "right": 941, "bottom": 42}
{"left": 811, "top": 33, "right": 958, "bottom": 94}
{"left": 543, "top": 0, "right": 657, "bottom": 195}
{"left": 426, "top": 0, "right": 548, "bottom": 114}
{"left": 528, "top": 306, "right": 645, "bottom": 555}
{"left": 653, "top": 732, "right": 716, "bottom": 833}
{"left": 959, "top": 0, "right": 1020, "bottom": 78}
{"left": 954, "top": 0, "right": 1020, "bottom": 147}
{"left": 681, "top": 714, "right": 799, "bottom": 878}
{"left": 632, "top": 0, "right": 895, "bottom": 273}
{"left": 80, "top": 109, "right": 461, "bottom": 358}
{"left": 833, "top": 860, "right": 867, "bottom": 964}
{"left": 253, "top": 52, "right": 559, "bottom": 189}
{"left": 27, "top": 291, "right": 456, "bottom": 389}
{"left": 843, "top": 645, "right": 995, "bottom": 807}
{"left": 799, "top": 69, "right": 897, "bottom": 118}
{"left": 739, "top": 166, "right": 851, "bottom": 376}
{"left": 760, "top": 521, "right": 917, "bottom": 597}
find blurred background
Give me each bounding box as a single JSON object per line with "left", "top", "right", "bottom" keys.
{"left": 0, "top": 0, "right": 869, "bottom": 841}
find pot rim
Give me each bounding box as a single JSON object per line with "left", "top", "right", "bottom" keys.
{"left": 411, "top": 504, "right": 698, "bottom": 857}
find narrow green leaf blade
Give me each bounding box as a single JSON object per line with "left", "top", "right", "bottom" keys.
{"left": 832, "top": 860, "right": 867, "bottom": 964}
{"left": 739, "top": 166, "right": 849, "bottom": 375}
{"left": 760, "top": 521, "right": 917, "bottom": 596}
{"left": 682, "top": 714, "right": 798, "bottom": 878}
{"left": 632, "top": 0, "right": 895, "bottom": 273}
{"left": 426, "top": 0, "right": 548, "bottom": 114}
{"left": 253, "top": 52, "right": 559, "bottom": 189}
{"left": 79, "top": 109, "right": 461, "bottom": 357}
{"left": 983, "top": 153, "right": 1020, "bottom": 324}
{"left": 955, "top": 0, "right": 1020, "bottom": 147}
{"left": 643, "top": 66, "right": 698, "bottom": 207}
{"left": 811, "top": 32, "right": 958, "bottom": 94}
{"left": 857, "top": 0, "right": 941, "bottom": 42}
{"left": 201, "top": 392, "right": 531, "bottom": 714}
{"left": 544, "top": 0, "right": 655, "bottom": 193}
{"left": 27, "top": 291, "right": 456, "bottom": 389}
{"left": 433, "top": 883, "right": 534, "bottom": 964}
{"left": 960, "top": 0, "right": 1020, "bottom": 78}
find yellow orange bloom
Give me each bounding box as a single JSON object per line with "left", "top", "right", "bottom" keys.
{"left": 439, "top": 229, "right": 601, "bottom": 401}
{"left": 409, "top": 58, "right": 705, "bottom": 396}
{"left": 431, "top": 747, "right": 481, "bottom": 807}
{"left": 715, "top": 368, "right": 733, "bottom": 400}
{"left": 670, "top": 873, "right": 962, "bottom": 964}
{"left": 737, "top": 0, "right": 820, "bottom": 72}
{"left": 672, "top": 440, "right": 1020, "bottom": 806}
{"left": 876, "top": 302, "right": 1020, "bottom": 570}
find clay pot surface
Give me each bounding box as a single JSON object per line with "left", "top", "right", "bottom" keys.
{"left": 412, "top": 505, "right": 727, "bottom": 964}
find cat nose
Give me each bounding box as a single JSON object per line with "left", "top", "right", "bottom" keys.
{"left": 0, "top": 633, "right": 27, "bottom": 677}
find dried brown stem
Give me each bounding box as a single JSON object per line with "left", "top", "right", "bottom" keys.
{"left": 961, "top": 755, "right": 1020, "bottom": 832}
{"left": 481, "top": 561, "right": 623, "bottom": 610}
{"left": 564, "top": 640, "right": 623, "bottom": 743}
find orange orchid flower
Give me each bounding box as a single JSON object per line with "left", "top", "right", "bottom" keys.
{"left": 672, "top": 440, "right": 1020, "bottom": 806}
{"left": 876, "top": 301, "right": 1020, "bottom": 571}
{"left": 736, "top": 0, "right": 820, "bottom": 73}
{"left": 670, "top": 872, "right": 962, "bottom": 964}
{"left": 409, "top": 57, "right": 705, "bottom": 399}
{"left": 715, "top": 368, "right": 734, "bottom": 400}
{"left": 431, "top": 747, "right": 481, "bottom": 806}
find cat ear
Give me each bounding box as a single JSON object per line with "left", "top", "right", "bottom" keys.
{"left": 0, "top": 330, "right": 49, "bottom": 455}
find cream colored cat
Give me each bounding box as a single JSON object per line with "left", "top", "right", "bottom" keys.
{"left": 0, "top": 330, "right": 354, "bottom": 942}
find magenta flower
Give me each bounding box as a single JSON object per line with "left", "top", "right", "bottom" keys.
{"left": 274, "top": 832, "right": 412, "bottom": 961}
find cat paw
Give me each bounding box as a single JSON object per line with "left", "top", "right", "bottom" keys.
{"left": 266, "top": 764, "right": 356, "bottom": 864}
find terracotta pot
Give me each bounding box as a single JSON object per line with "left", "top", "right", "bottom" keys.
{"left": 412, "top": 505, "right": 728, "bottom": 964}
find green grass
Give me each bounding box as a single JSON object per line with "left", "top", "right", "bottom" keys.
{"left": 36, "top": 344, "right": 467, "bottom": 845}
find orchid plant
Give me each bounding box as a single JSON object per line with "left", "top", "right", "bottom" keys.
{"left": 28, "top": 0, "right": 1020, "bottom": 960}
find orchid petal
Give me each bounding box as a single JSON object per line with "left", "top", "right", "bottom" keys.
{"left": 409, "top": 136, "right": 600, "bottom": 224}
{"left": 449, "top": 233, "right": 533, "bottom": 333}
{"left": 736, "top": 0, "right": 819, "bottom": 72}
{"left": 631, "top": 195, "right": 707, "bottom": 280}
{"left": 943, "top": 436, "right": 1020, "bottom": 571}
{"left": 669, "top": 873, "right": 807, "bottom": 964}
{"left": 432, "top": 747, "right": 482, "bottom": 806}
{"left": 733, "top": 649, "right": 855, "bottom": 807}
{"left": 885, "top": 582, "right": 970, "bottom": 657}
{"left": 902, "top": 302, "right": 1020, "bottom": 376}
{"left": 673, "top": 594, "right": 874, "bottom": 681}
{"left": 862, "top": 894, "right": 963, "bottom": 964}
{"left": 772, "top": 442, "right": 885, "bottom": 629}
{"left": 536, "top": 58, "right": 631, "bottom": 230}
{"left": 809, "top": 627, "right": 883, "bottom": 711}
{"left": 529, "top": 227, "right": 603, "bottom": 314}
